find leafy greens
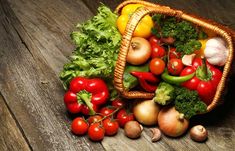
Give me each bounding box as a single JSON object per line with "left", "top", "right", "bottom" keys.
{"left": 60, "top": 5, "right": 121, "bottom": 89}
{"left": 151, "top": 15, "right": 205, "bottom": 55}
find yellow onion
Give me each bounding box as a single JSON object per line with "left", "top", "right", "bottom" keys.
{"left": 133, "top": 100, "right": 161, "bottom": 126}
{"left": 158, "top": 106, "right": 189, "bottom": 137}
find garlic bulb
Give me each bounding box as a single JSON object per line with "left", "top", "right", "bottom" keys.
{"left": 204, "top": 37, "right": 228, "bottom": 66}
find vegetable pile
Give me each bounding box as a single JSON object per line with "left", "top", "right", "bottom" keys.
{"left": 60, "top": 3, "right": 228, "bottom": 142}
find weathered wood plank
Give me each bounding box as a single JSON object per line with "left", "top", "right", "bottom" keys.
{"left": 0, "top": 94, "right": 31, "bottom": 151}
{"left": 0, "top": 0, "right": 104, "bottom": 150}
{"left": 6, "top": 0, "right": 95, "bottom": 75}
{"left": 157, "top": 0, "right": 235, "bottom": 30}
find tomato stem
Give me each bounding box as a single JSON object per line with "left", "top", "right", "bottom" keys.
{"left": 95, "top": 107, "right": 121, "bottom": 123}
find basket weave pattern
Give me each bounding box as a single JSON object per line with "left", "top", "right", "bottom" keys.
{"left": 114, "top": 0, "right": 234, "bottom": 112}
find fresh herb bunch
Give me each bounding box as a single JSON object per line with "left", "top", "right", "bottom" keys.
{"left": 60, "top": 5, "right": 121, "bottom": 90}
{"left": 152, "top": 15, "right": 205, "bottom": 55}
{"left": 174, "top": 87, "right": 207, "bottom": 119}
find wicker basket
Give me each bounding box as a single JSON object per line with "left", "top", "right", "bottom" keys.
{"left": 113, "top": 0, "right": 234, "bottom": 112}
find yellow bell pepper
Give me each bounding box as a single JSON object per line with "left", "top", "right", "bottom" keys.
{"left": 116, "top": 4, "right": 154, "bottom": 38}
{"left": 194, "top": 39, "right": 208, "bottom": 57}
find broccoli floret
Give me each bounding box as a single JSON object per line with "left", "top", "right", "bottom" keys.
{"left": 154, "top": 82, "right": 175, "bottom": 105}
{"left": 174, "top": 87, "right": 207, "bottom": 119}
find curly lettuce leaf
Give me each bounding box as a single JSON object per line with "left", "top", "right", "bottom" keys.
{"left": 60, "top": 5, "right": 121, "bottom": 89}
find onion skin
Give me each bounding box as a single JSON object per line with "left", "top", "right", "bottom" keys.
{"left": 127, "top": 37, "right": 151, "bottom": 65}
{"left": 158, "top": 106, "right": 189, "bottom": 137}
{"left": 190, "top": 125, "right": 208, "bottom": 142}
{"left": 133, "top": 100, "right": 161, "bottom": 126}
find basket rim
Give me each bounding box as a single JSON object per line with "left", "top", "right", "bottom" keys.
{"left": 113, "top": 0, "right": 234, "bottom": 113}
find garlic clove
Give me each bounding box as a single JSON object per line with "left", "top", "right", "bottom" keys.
{"left": 150, "top": 128, "right": 161, "bottom": 142}
{"left": 182, "top": 53, "right": 196, "bottom": 66}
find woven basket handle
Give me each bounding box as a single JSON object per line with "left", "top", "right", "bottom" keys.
{"left": 230, "top": 29, "right": 235, "bottom": 44}
{"left": 114, "top": 6, "right": 183, "bottom": 99}
{"left": 114, "top": 1, "right": 234, "bottom": 113}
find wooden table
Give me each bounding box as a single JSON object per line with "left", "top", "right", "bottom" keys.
{"left": 0, "top": 0, "right": 234, "bottom": 150}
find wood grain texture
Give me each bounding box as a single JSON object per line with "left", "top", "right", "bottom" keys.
{"left": 0, "top": 94, "right": 31, "bottom": 151}
{"left": 0, "top": 0, "right": 104, "bottom": 150}
{"left": 6, "top": 0, "right": 94, "bottom": 74}
{"left": 0, "top": 0, "right": 234, "bottom": 150}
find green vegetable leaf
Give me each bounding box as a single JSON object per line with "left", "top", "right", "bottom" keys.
{"left": 174, "top": 87, "right": 207, "bottom": 119}
{"left": 59, "top": 4, "right": 121, "bottom": 98}
{"left": 151, "top": 15, "right": 203, "bottom": 56}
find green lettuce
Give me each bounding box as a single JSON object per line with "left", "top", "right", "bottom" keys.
{"left": 60, "top": 5, "right": 121, "bottom": 89}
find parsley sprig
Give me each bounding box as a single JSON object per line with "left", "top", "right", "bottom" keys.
{"left": 152, "top": 15, "right": 207, "bottom": 55}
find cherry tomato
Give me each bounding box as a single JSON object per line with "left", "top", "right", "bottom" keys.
{"left": 167, "top": 58, "right": 184, "bottom": 75}
{"left": 169, "top": 47, "right": 181, "bottom": 59}
{"left": 180, "top": 67, "right": 200, "bottom": 90}
{"left": 149, "top": 58, "right": 165, "bottom": 75}
{"left": 87, "top": 115, "right": 103, "bottom": 125}
{"left": 150, "top": 43, "right": 166, "bottom": 58}
{"left": 102, "top": 118, "right": 119, "bottom": 136}
{"left": 88, "top": 123, "right": 105, "bottom": 141}
{"left": 99, "top": 106, "right": 116, "bottom": 117}
{"left": 116, "top": 109, "right": 134, "bottom": 128}
{"left": 149, "top": 36, "right": 161, "bottom": 45}
{"left": 192, "top": 57, "right": 203, "bottom": 69}
{"left": 111, "top": 99, "right": 125, "bottom": 108}
{"left": 71, "top": 117, "right": 89, "bottom": 135}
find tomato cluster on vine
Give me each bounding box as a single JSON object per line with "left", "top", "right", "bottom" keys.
{"left": 70, "top": 99, "right": 135, "bottom": 141}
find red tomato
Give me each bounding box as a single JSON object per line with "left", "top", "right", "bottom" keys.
{"left": 169, "top": 47, "right": 181, "bottom": 59}
{"left": 87, "top": 115, "right": 103, "bottom": 125}
{"left": 180, "top": 67, "right": 200, "bottom": 90}
{"left": 167, "top": 58, "right": 184, "bottom": 75}
{"left": 71, "top": 117, "right": 89, "bottom": 135}
{"left": 149, "top": 58, "right": 165, "bottom": 75}
{"left": 102, "top": 118, "right": 119, "bottom": 136}
{"left": 116, "top": 109, "right": 134, "bottom": 128}
{"left": 111, "top": 99, "right": 125, "bottom": 108}
{"left": 192, "top": 57, "right": 203, "bottom": 69}
{"left": 99, "top": 106, "right": 116, "bottom": 117}
{"left": 149, "top": 36, "right": 161, "bottom": 45}
{"left": 150, "top": 43, "right": 166, "bottom": 58}
{"left": 88, "top": 123, "right": 105, "bottom": 141}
